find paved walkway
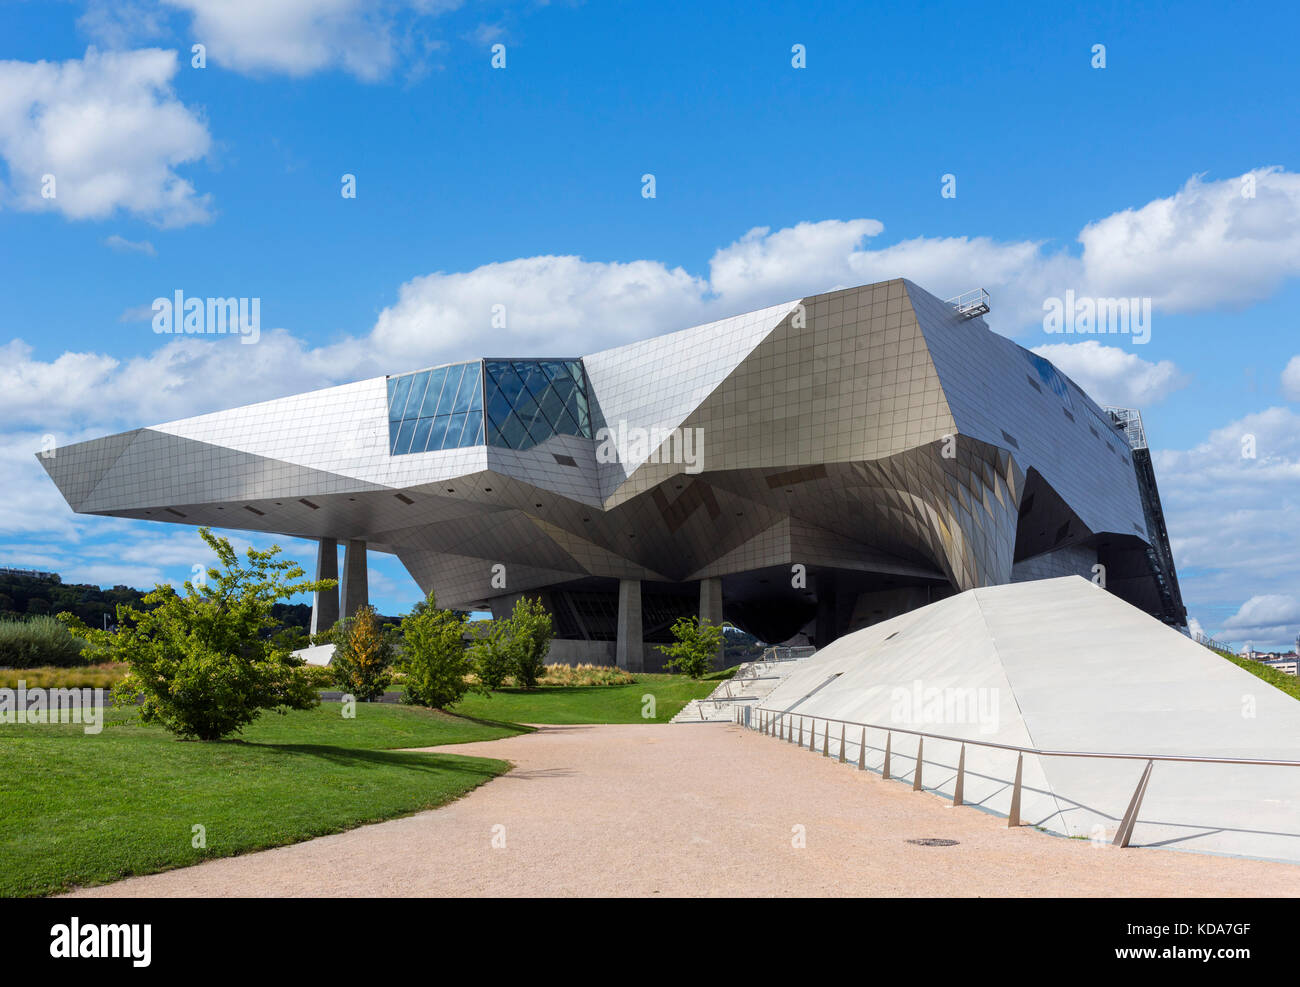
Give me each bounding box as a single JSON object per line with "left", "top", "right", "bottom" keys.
{"left": 68, "top": 724, "right": 1300, "bottom": 897}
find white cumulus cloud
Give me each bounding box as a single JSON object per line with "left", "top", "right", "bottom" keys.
{"left": 1076, "top": 168, "right": 1300, "bottom": 313}
{"left": 163, "top": 0, "right": 463, "bottom": 80}
{"left": 1030, "top": 341, "right": 1188, "bottom": 407}
{"left": 0, "top": 47, "right": 211, "bottom": 226}
{"left": 1282, "top": 355, "right": 1300, "bottom": 401}
{"left": 1153, "top": 407, "right": 1300, "bottom": 646}
{"left": 1221, "top": 594, "right": 1300, "bottom": 645}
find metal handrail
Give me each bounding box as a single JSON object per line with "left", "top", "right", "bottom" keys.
{"left": 738, "top": 705, "right": 1300, "bottom": 848}
{"left": 945, "top": 287, "right": 991, "bottom": 317}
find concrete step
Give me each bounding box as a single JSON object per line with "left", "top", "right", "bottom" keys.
{"left": 672, "top": 652, "right": 816, "bottom": 725}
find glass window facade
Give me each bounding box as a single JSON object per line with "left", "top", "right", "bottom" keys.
{"left": 483, "top": 359, "right": 591, "bottom": 451}
{"left": 386, "top": 358, "right": 591, "bottom": 455}
{"left": 386, "top": 361, "right": 484, "bottom": 455}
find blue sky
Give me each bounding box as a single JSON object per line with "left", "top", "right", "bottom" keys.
{"left": 2, "top": 0, "right": 1299, "bottom": 648}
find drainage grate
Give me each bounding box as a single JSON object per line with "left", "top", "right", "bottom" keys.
{"left": 906, "top": 838, "right": 959, "bottom": 847}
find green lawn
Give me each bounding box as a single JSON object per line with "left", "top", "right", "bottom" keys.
{"left": 2, "top": 671, "right": 719, "bottom": 897}
{"left": 0, "top": 703, "right": 526, "bottom": 898}
{"left": 448, "top": 672, "right": 717, "bottom": 723}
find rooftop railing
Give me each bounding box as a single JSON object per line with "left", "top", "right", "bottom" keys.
{"left": 944, "top": 287, "right": 991, "bottom": 320}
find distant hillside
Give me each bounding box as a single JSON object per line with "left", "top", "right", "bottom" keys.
{"left": 0, "top": 569, "right": 316, "bottom": 635}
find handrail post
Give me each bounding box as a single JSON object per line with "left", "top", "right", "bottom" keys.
{"left": 858, "top": 726, "right": 867, "bottom": 771}
{"left": 823, "top": 721, "right": 829, "bottom": 758}
{"left": 1008, "top": 752, "right": 1023, "bottom": 827}
{"left": 798, "top": 717, "right": 804, "bottom": 748}
{"left": 809, "top": 719, "right": 816, "bottom": 753}
{"left": 912, "top": 737, "right": 924, "bottom": 791}
{"left": 839, "top": 723, "right": 846, "bottom": 763}
{"left": 953, "top": 743, "right": 966, "bottom": 806}
{"left": 883, "top": 732, "right": 892, "bottom": 780}
{"left": 1113, "top": 759, "right": 1155, "bottom": 848}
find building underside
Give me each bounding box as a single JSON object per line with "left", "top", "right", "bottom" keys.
{"left": 40, "top": 279, "right": 1186, "bottom": 671}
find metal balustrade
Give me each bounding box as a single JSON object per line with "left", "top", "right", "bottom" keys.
{"left": 944, "top": 287, "right": 991, "bottom": 320}
{"left": 736, "top": 706, "right": 1300, "bottom": 848}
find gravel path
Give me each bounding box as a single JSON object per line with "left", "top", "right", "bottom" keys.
{"left": 67, "top": 723, "right": 1300, "bottom": 897}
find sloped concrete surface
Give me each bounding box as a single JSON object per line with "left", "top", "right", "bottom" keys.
{"left": 759, "top": 576, "right": 1300, "bottom": 862}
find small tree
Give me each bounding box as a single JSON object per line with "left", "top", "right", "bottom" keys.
{"left": 400, "top": 592, "right": 479, "bottom": 708}
{"left": 661, "top": 616, "right": 725, "bottom": 679}
{"left": 59, "top": 528, "right": 326, "bottom": 741}
{"left": 330, "top": 604, "right": 394, "bottom": 701}
{"left": 505, "top": 596, "right": 553, "bottom": 690}
{"left": 471, "top": 622, "right": 513, "bottom": 691}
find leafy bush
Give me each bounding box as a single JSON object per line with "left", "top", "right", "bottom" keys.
{"left": 472, "top": 627, "right": 514, "bottom": 692}
{"left": 469, "top": 599, "right": 555, "bottom": 691}
{"left": 0, "top": 615, "right": 88, "bottom": 668}
{"left": 399, "top": 592, "right": 480, "bottom": 709}
{"left": 505, "top": 597, "right": 553, "bottom": 690}
{"left": 661, "top": 616, "right": 725, "bottom": 679}
{"left": 329, "top": 604, "right": 394, "bottom": 701}
{"left": 59, "top": 528, "right": 328, "bottom": 741}
{"left": 297, "top": 663, "right": 335, "bottom": 689}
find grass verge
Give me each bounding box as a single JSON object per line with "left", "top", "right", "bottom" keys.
{"left": 1214, "top": 648, "right": 1300, "bottom": 702}
{"left": 0, "top": 703, "right": 526, "bottom": 897}
{"left": 449, "top": 672, "right": 717, "bottom": 723}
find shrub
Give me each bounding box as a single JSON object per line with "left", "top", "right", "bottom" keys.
{"left": 399, "top": 592, "right": 480, "bottom": 709}
{"left": 472, "top": 628, "right": 514, "bottom": 692}
{"left": 0, "top": 663, "right": 126, "bottom": 691}
{"left": 537, "top": 663, "right": 634, "bottom": 687}
{"left": 59, "top": 527, "right": 327, "bottom": 741}
{"left": 298, "top": 663, "right": 335, "bottom": 689}
{"left": 0, "top": 615, "right": 88, "bottom": 668}
{"left": 661, "top": 616, "right": 725, "bottom": 679}
{"left": 329, "top": 604, "right": 394, "bottom": 701}
{"left": 505, "top": 597, "right": 553, "bottom": 690}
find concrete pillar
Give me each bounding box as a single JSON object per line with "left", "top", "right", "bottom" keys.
{"left": 615, "top": 579, "right": 643, "bottom": 672}
{"left": 699, "top": 576, "right": 724, "bottom": 668}
{"left": 310, "top": 538, "right": 339, "bottom": 635}
{"left": 341, "top": 539, "right": 368, "bottom": 618}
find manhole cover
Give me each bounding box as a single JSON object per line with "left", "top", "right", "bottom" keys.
{"left": 906, "top": 838, "right": 959, "bottom": 847}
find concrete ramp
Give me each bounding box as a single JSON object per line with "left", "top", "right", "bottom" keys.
{"left": 760, "top": 576, "right": 1300, "bottom": 863}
